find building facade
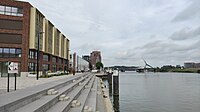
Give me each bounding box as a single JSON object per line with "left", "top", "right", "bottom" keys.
{"left": 82, "top": 55, "right": 90, "bottom": 62}
{"left": 184, "top": 62, "right": 200, "bottom": 68}
{"left": 90, "top": 51, "right": 101, "bottom": 69}
{"left": 69, "top": 53, "right": 89, "bottom": 73}
{"left": 0, "top": 0, "right": 70, "bottom": 77}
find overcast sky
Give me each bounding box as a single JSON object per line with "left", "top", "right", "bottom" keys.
{"left": 22, "top": 0, "right": 200, "bottom": 67}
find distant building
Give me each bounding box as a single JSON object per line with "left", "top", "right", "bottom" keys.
{"left": 82, "top": 55, "right": 90, "bottom": 62}
{"left": 184, "top": 62, "right": 200, "bottom": 68}
{"left": 77, "top": 55, "right": 89, "bottom": 72}
{"left": 195, "top": 63, "right": 200, "bottom": 68}
{"left": 90, "top": 51, "right": 101, "bottom": 69}
{"left": 70, "top": 53, "right": 89, "bottom": 72}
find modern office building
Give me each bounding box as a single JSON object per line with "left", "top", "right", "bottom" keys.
{"left": 0, "top": 0, "right": 70, "bottom": 77}
{"left": 90, "top": 51, "right": 101, "bottom": 69}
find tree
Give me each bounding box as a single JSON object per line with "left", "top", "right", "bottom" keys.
{"left": 96, "top": 62, "right": 103, "bottom": 70}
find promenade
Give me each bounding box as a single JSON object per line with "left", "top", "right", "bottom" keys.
{"left": 0, "top": 73, "right": 113, "bottom": 112}
{"left": 0, "top": 74, "right": 75, "bottom": 94}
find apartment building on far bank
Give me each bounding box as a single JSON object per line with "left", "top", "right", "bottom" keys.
{"left": 0, "top": 0, "right": 70, "bottom": 77}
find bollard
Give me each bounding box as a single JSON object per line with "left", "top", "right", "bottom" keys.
{"left": 107, "top": 72, "right": 113, "bottom": 96}
{"left": 113, "top": 95, "right": 120, "bottom": 112}
{"left": 113, "top": 70, "right": 120, "bottom": 111}
{"left": 113, "top": 70, "right": 119, "bottom": 96}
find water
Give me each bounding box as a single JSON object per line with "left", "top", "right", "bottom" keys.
{"left": 119, "top": 72, "right": 200, "bottom": 112}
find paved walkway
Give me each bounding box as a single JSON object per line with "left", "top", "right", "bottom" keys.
{"left": 0, "top": 74, "right": 75, "bottom": 95}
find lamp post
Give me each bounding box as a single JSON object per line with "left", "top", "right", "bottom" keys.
{"left": 37, "top": 31, "right": 44, "bottom": 80}
{"left": 66, "top": 49, "right": 70, "bottom": 74}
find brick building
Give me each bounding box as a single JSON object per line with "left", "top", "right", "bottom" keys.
{"left": 0, "top": 0, "right": 70, "bottom": 77}
{"left": 90, "top": 51, "right": 101, "bottom": 69}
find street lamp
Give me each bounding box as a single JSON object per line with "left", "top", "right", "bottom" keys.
{"left": 66, "top": 49, "right": 70, "bottom": 74}
{"left": 37, "top": 31, "right": 44, "bottom": 80}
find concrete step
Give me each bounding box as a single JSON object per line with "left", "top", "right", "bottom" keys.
{"left": 69, "top": 76, "right": 96, "bottom": 112}
{"left": 96, "top": 78, "right": 107, "bottom": 112}
{"left": 84, "top": 77, "right": 98, "bottom": 112}
{"left": 0, "top": 73, "right": 88, "bottom": 112}
{"left": 14, "top": 74, "right": 92, "bottom": 112}
{"left": 46, "top": 75, "right": 95, "bottom": 112}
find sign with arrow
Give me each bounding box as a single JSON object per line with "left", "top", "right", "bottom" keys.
{"left": 8, "top": 62, "right": 18, "bottom": 73}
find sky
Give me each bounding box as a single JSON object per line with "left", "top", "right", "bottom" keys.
{"left": 21, "top": 0, "right": 200, "bottom": 67}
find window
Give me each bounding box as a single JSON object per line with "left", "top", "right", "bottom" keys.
{"left": 0, "top": 5, "right": 23, "bottom": 17}
{"left": 43, "top": 54, "right": 49, "bottom": 61}
{"left": 0, "top": 5, "right": 4, "bottom": 14}
{"left": 52, "top": 65, "right": 57, "bottom": 72}
{"left": 16, "top": 48, "right": 21, "bottom": 57}
{"left": 29, "top": 50, "right": 35, "bottom": 59}
{"left": 0, "top": 48, "right": 2, "bottom": 57}
{"left": 58, "top": 58, "right": 62, "bottom": 64}
{"left": 9, "top": 48, "right": 15, "bottom": 57}
{"left": 52, "top": 57, "right": 57, "bottom": 63}
{"left": 0, "top": 48, "right": 21, "bottom": 58}
{"left": 3, "top": 48, "right": 9, "bottom": 57}
{"left": 28, "top": 63, "right": 36, "bottom": 72}
{"left": 42, "top": 64, "right": 49, "bottom": 71}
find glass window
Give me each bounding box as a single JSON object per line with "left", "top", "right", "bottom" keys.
{"left": 0, "top": 48, "right": 2, "bottom": 58}
{"left": 52, "top": 57, "right": 57, "bottom": 63}
{"left": 10, "top": 48, "right": 15, "bottom": 57}
{"left": 42, "top": 64, "right": 49, "bottom": 71}
{"left": 52, "top": 65, "right": 57, "bottom": 72}
{"left": 3, "top": 48, "right": 9, "bottom": 57}
{"left": 11, "top": 7, "right": 17, "bottom": 13}
{"left": 16, "top": 48, "right": 21, "bottom": 57}
{"left": 28, "top": 63, "right": 36, "bottom": 72}
{"left": 43, "top": 54, "right": 49, "bottom": 61}
{"left": 17, "top": 8, "right": 23, "bottom": 14}
{"left": 5, "top": 6, "right": 11, "bottom": 12}
{"left": 0, "top": 5, "right": 4, "bottom": 12}
{"left": 29, "top": 50, "right": 34, "bottom": 59}
{"left": 0, "top": 5, "right": 23, "bottom": 17}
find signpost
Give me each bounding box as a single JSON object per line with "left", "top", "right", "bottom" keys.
{"left": 7, "top": 62, "right": 18, "bottom": 92}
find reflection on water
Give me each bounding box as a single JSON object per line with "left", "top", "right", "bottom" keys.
{"left": 120, "top": 72, "right": 200, "bottom": 112}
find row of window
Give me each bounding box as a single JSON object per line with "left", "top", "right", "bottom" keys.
{"left": 29, "top": 50, "right": 68, "bottom": 64}
{"left": 28, "top": 63, "right": 66, "bottom": 72}
{"left": 29, "top": 50, "right": 37, "bottom": 59}
{"left": 0, "top": 48, "right": 21, "bottom": 58}
{"left": 0, "top": 5, "right": 23, "bottom": 16}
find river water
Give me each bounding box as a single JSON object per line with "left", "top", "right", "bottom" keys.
{"left": 117, "top": 72, "right": 200, "bottom": 112}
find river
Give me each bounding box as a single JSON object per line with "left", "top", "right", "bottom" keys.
{"left": 114, "top": 72, "right": 200, "bottom": 112}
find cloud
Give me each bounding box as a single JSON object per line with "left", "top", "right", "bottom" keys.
{"left": 20, "top": 0, "right": 200, "bottom": 66}
{"left": 172, "top": 0, "right": 200, "bottom": 22}
{"left": 169, "top": 26, "right": 200, "bottom": 40}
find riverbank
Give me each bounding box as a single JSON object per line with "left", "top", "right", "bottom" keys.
{"left": 170, "top": 68, "right": 200, "bottom": 73}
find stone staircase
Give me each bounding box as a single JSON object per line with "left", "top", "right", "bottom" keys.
{"left": 0, "top": 73, "right": 105, "bottom": 112}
